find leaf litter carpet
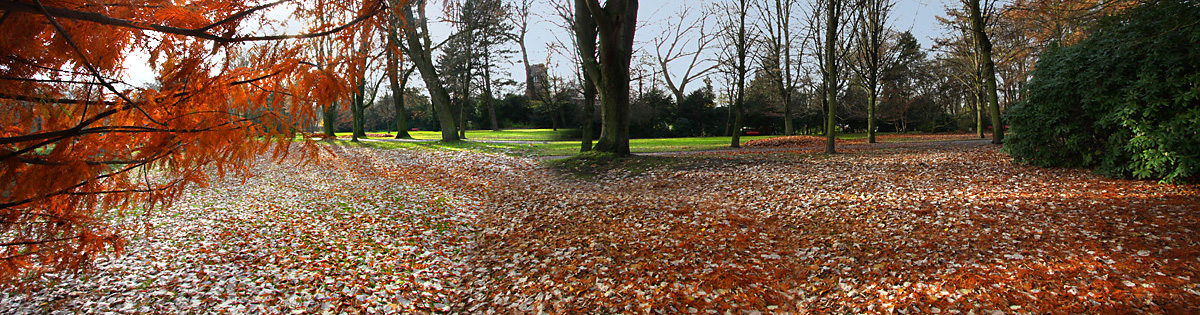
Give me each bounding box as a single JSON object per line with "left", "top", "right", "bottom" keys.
{"left": 5, "top": 141, "right": 1200, "bottom": 314}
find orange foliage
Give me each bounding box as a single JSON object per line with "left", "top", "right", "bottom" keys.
{"left": 1006, "top": 0, "right": 1137, "bottom": 48}
{"left": 0, "top": 0, "right": 405, "bottom": 285}
{"left": 744, "top": 135, "right": 848, "bottom": 148}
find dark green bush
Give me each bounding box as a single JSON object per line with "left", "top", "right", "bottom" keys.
{"left": 1005, "top": 0, "right": 1200, "bottom": 183}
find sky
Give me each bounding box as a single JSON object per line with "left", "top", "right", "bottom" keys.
{"left": 121, "top": 0, "right": 955, "bottom": 96}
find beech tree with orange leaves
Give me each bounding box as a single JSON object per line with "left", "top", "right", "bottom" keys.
{"left": 0, "top": 0, "right": 403, "bottom": 283}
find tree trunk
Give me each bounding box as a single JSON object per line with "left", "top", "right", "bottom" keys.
{"left": 968, "top": 0, "right": 1003, "bottom": 144}
{"left": 867, "top": 89, "right": 876, "bottom": 143}
{"left": 456, "top": 52, "right": 472, "bottom": 140}
{"left": 975, "top": 82, "right": 984, "bottom": 139}
{"left": 386, "top": 22, "right": 411, "bottom": 139}
{"left": 725, "top": 83, "right": 735, "bottom": 136}
{"left": 576, "top": 0, "right": 637, "bottom": 156}
{"left": 322, "top": 102, "right": 337, "bottom": 137}
{"left": 777, "top": 0, "right": 795, "bottom": 137}
{"left": 857, "top": 0, "right": 889, "bottom": 144}
{"left": 485, "top": 86, "right": 498, "bottom": 132}
{"left": 551, "top": 109, "right": 559, "bottom": 131}
{"left": 581, "top": 78, "right": 595, "bottom": 152}
{"left": 824, "top": 0, "right": 839, "bottom": 154}
{"left": 783, "top": 92, "right": 793, "bottom": 136}
{"left": 351, "top": 81, "right": 367, "bottom": 141}
{"left": 458, "top": 93, "right": 468, "bottom": 139}
{"left": 484, "top": 45, "right": 500, "bottom": 131}
{"left": 519, "top": 22, "right": 534, "bottom": 102}
{"left": 390, "top": 69, "right": 412, "bottom": 139}
{"left": 725, "top": 102, "right": 733, "bottom": 136}
{"left": 559, "top": 106, "right": 568, "bottom": 133}
{"left": 393, "top": 80, "right": 410, "bottom": 139}
{"left": 731, "top": 96, "right": 744, "bottom": 147}
{"left": 402, "top": 4, "right": 459, "bottom": 141}
{"left": 731, "top": 0, "right": 749, "bottom": 148}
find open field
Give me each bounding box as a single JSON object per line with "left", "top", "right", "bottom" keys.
{"left": 5, "top": 139, "right": 1198, "bottom": 314}
{"left": 511, "top": 136, "right": 777, "bottom": 156}
{"left": 333, "top": 129, "right": 570, "bottom": 141}
{"left": 333, "top": 129, "right": 987, "bottom": 156}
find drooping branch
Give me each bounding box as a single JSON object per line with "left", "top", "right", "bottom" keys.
{"left": 0, "top": 92, "right": 117, "bottom": 105}
{"left": 0, "top": 0, "right": 386, "bottom": 43}
{"left": 652, "top": 6, "right": 718, "bottom": 110}
{"left": 0, "top": 66, "right": 292, "bottom": 148}
{"left": 197, "top": 0, "right": 288, "bottom": 32}
{"left": 0, "top": 148, "right": 172, "bottom": 210}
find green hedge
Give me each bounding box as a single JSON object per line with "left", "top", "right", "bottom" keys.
{"left": 1005, "top": 0, "right": 1200, "bottom": 183}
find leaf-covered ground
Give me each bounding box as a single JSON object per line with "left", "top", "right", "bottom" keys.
{"left": 460, "top": 141, "right": 1200, "bottom": 314}
{"left": 1, "top": 147, "right": 482, "bottom": 314}
{"left": 5, "top": 140, "right": 1200, "bottom": 314}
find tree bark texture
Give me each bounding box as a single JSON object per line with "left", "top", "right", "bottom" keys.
{"left": 731, "top": 0, "right": 749, "bottom": 148}
{"left": 574, "top": 0, "right": 638, "bottom": 155}
{"left": 386, "top": 48, "right": 412, "bottom": 138}
{"left": 824, "top": 0, "right": 840, "bottom": 154}
{"left": 402, "top": 3, "right": 459, "bottom": 141}
{"left": 968, "top": 0, "right": 1004, "bottom": 144}
{"left": 581, "top": 78, "right": 595, "bottom": 152}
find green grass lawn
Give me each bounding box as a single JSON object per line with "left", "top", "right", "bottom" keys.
{"left": 514, "top": 136, "right": 777, "bottom": 156}
{"left": 332, "top": 138, "right": 523, "bottom": 154}
{"left": 329, "top": 129, "right": 958, "bottom": 157}
{"left": 335, "top": 129, "right": 572, "bottom": 141}
{"left": 336, "top": 134, "right": 773, "bottom": 156}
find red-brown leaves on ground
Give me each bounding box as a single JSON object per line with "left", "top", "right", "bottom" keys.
{"left": 459, "top": 140, "right": 1200, "bottom": 314}
{"left": 4, "top": 140, "right": 1198, "bottom": 314}
{"left": 744, "top": 135, "right": 842, "bottom": 147}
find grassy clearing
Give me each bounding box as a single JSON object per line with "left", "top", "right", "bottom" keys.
{"left": 328, "top": 132, "right": 777, "bottom": 156}
{"left": 331, "top": 139, "right": 527, "bottom": 155}
{"left": 335, "top": 129, "right": 572, "bottom": 141}
{"left": 326, "top": 130, "right": 977, "bottom": 157}
{"left": 522, "top": 136, "right": 776, "bottom": 156}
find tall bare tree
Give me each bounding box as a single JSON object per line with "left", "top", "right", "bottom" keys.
{"left": 806, "top": 0, "right": 856, "bottom": 154}
{"left": 401, "top": 0, "right": 460, "bottom": 141}
{"left": 652, "top": 7, "right": 719, "bottom": 117}
{"left": 312, "top": 9, "right": 339, "bottom": 137}
{"left": 850, "top": 0, "right": 894, "bottom": 143}
{"left": 964, "top": 0, "right": 1004, "bottom": 144}
{"left": 438, "top": 30, "right": 476, "bottom": 139}
{"left": 551, "top": 0, "right": 597, "bottom": 151}
{"left": 349, "top": 30, "right": 387, "bottom": 142}
{"left": 574, "top": 0, "right": 638, "bottom": 155}
{"left": 935, "top": 8, "right": 988, "bottom": 139}
{"left": 384, "top": 6, "right": 414, "bottom": 139}
{"left": 457, "top": 0, "right": 514, "bottom": 132}
{"left": 717, "top": 0, "right": 753, "bottom": 148}
{"left": 509, "top": 0, "right": 536, "bottom": 101}
{"left": 755, "top": 0, "right": 803, "bottom": 136}
{"left": 823, "top": 0, "right": 844, "bottom": 153}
